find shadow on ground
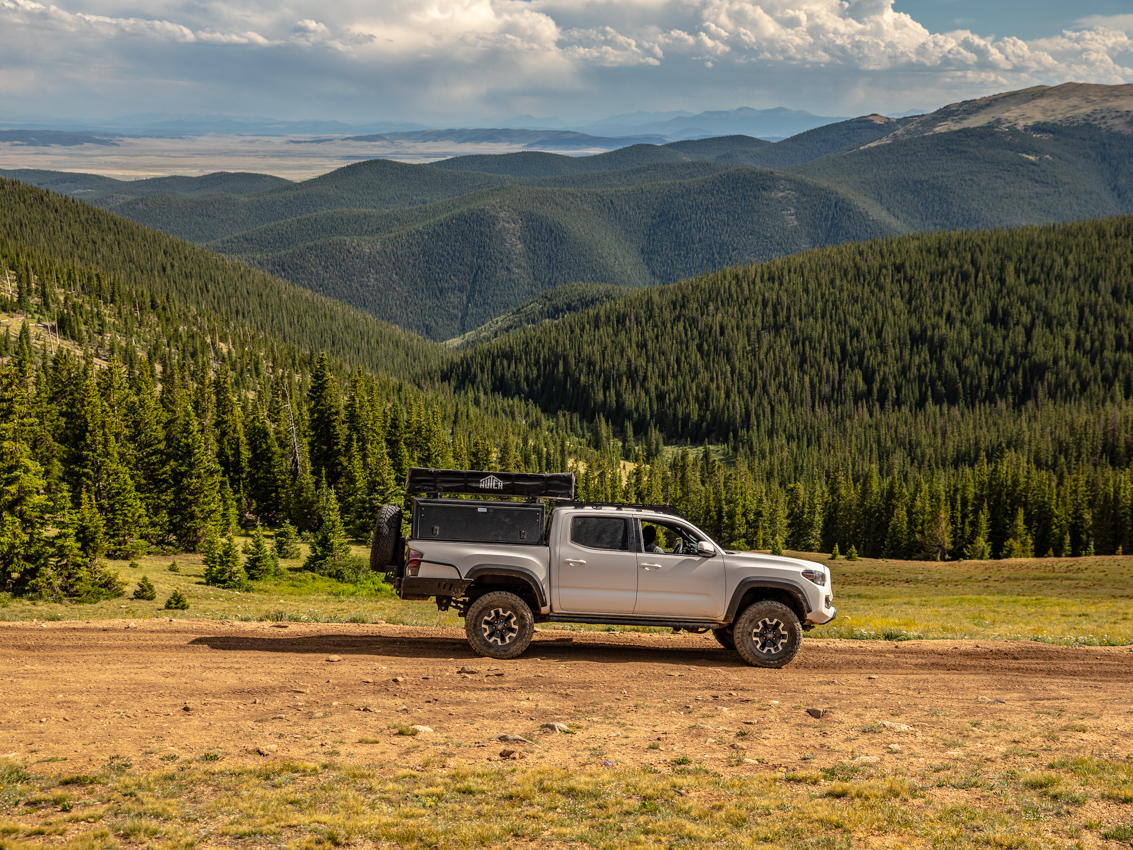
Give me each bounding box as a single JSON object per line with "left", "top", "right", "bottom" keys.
{"left": 188, "top": 632, "right": 745, "bottom": 666}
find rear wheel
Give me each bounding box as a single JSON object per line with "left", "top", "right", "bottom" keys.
{"left": 711, "top": 627, "right": 736, "bottom": 650}
{"left": 369, "top": 504, "right": 402, "bottom": 575}
{"left": 733, "top": 600, "right": 801, "bottom": 668}
{"left": 465, "top": 591, "right": 535, "bottom": 660}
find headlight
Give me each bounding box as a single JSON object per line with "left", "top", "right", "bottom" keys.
{"left": 801, "top": 568, "right": 826, "bottom": 587}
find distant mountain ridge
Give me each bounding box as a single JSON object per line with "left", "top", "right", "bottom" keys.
{"left": 578, "top": 106, "right": 848, "bottom": 140}
{"left": 0, "top": 130, "right": 119, "bottom": 147}
{"left": 878, "top": 82, "right": 1133, "bottom": 143}
{"left": 292, "top": 128, "right": 670, "bottom": 150}
{"left": 5, "top": 83, "right": 1133, "bottom": 342}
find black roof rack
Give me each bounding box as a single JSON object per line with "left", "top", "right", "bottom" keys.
{"left": 406, "top": 467, "right": 575, "bottom": 499}
{"left": 558, "top": 501, "right": 687, "bottom": 519}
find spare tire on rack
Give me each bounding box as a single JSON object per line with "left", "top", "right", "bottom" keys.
{"left": 370, "top": 504, "right": 403, "bottom": 575}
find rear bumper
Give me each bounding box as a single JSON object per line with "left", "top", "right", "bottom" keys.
{"left": 399, "top": 576, "right": 472, "bottom": 599}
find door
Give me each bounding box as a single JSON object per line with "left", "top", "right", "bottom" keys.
{"left": 554, "top": 514, "right": 638, "bottom": 614}
{"left": 634, "top": 519, "right": 727, "bottom": 619}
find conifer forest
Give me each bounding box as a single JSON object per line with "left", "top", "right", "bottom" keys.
{"left": 1, "top": 176, "right": 1132, "bottom": 603}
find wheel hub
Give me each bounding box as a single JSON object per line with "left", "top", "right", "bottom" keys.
{"left": 751, "top": 617, "right": 788, "bottom": 654}
{"left": 481, "top": 607, "right": 519, "bottom": 646}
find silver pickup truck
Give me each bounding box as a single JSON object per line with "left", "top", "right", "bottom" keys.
{"left": 375, "top": 468, "right": 836, "bottom": 668}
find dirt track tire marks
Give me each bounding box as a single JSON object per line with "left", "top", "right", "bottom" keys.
{"left": 2, "top": 621, "right": 1131, "bottom": 774}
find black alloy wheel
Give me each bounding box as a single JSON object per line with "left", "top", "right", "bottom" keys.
{"left": 733, "top": 600, "right": 802, "bottom": 668}
{"left": 464, "top": 591, "right": 535, "bottom": 660}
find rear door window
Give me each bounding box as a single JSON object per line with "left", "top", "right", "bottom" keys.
{"left": 570, "top": 516, "right": 629, "bottom": 551}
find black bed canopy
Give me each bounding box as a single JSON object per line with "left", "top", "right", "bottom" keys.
{"left": 405, "top": 467, "right": 575, "bottom": 500}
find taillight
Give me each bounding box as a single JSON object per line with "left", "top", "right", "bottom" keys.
{"left": 406, "top": 548, "right": 423, "bottom": 577}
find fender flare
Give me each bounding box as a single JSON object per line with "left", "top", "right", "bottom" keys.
{"left": 465, "top": 565, "right": 548, "bottom": 609}
{"left": 725, "top": 578, "right": 811, "bottom": 622}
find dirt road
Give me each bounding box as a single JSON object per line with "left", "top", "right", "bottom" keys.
{"left": 3, "top": 621, "right": 1132, "bottom": 775}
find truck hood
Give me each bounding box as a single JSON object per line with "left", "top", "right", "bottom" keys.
{"left": 722, "top": 551, "right": 824, "bottom": 574}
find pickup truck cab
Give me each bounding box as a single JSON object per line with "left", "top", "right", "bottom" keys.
{"left": 376, "top": 469, "right": 836, "bottom": 668}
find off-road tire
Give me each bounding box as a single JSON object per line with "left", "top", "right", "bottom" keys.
{"left": 733, "top": 600, "right": 802, "bottom": 668}
{"left": 465, "top": 591, "right": 535, "bottom": 660}
{"left": 711, "top": 627, "right": 736, "bottom": 651}
{"left": 369, "top": 504, "right": 402, "bottom": 574}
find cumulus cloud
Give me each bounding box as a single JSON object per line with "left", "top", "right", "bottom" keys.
{"left": 0, "top": 0, "right": 1129, "bottom": 121}
{"left": 1076, "top": 14, "right": 1133, "bottom": 33}
{"left": 0, "top": 0, "right": 268, "bottom": 45}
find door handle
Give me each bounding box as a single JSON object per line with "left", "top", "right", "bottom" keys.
{"left": 564, "top": 558, "right": 586, "bottom": 566}
{"left": 640, "top": 563, "right": 661, "bottom": 570}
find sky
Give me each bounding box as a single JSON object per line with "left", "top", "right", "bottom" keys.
{"left": 1, "top": 0, "right": 1130, "bottom": 126}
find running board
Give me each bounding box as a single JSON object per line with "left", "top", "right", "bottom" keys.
{"left": 545, "top": 615, "right": 725, "bottom": 630}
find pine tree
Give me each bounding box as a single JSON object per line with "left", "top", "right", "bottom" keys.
{"left": 245, "top": 400, "right": 288, "bottom": 523}
{"left": 964, "top": 502, "right": 992, "bottom": 560}
{"left": 0, "top": 428, "right": 60, "bottom": 596}
{"left": 164, "top": 589, "right": 189, "bottom": 610}
{"left": 274, "top": 521, "right": 302, "bottom": 559}
{"left": 917, "top": 504, "right": 953, "bottom": 561}
{"left": 307, "top": 354, "right": 345, "bottom": 485}
{"left": 124, "top": 358, "right": 167, "bottom": 528}
{"left": 202, "top": 532, "right": 250, "bottom": 591}
{"left": 218, "top": 479, "right": 240, "bottom": 535}
{"left": 304, "top": 489, "right": 351, "bottom": 573}
{"left": 76, "top": 487, "right": 106, "bottom": 559}
{"left": 101, "top": 451, "right": 148, "bottom": 557}
{"left": 1001, "top": 508, "right": 1035, "bottom": 559}
{"left": 213, "top": 366, "right": 248, "bottom": 496}
{"left": 785, "top": 483, "right": 807, "bottom": 550}
{"left": 243, "top": 524, "right": 280, "bottom": 580}
{"left": 132, "top": 575, "right": 157, "bottom": 601}
{"left": 164, "top": 404, "right": 222, "bottom": 551}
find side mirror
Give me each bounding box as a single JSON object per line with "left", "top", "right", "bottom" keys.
{"left": 696, "top": 541, "right": 716, "bottom": 557}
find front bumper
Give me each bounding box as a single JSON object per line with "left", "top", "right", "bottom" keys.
{"left": 806, "top": 598, "right": 837, "bottom": 626}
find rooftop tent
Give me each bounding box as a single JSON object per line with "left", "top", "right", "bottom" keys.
{"left": 405, "top": 467, "right": 575, "bottom": 500}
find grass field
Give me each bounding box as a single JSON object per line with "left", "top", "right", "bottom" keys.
{"left": 3, "top": 543, "right": 1131, "bottom": 647}
{"left": 3, "top": 544, "right": 1132, "bottom": 848}
{"left": 3, "top": 750, "right": 1133, "bottom": 849}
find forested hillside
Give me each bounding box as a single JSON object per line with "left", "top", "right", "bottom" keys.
{"left": 442, "top": 217, "right": 1133, "bottom": 560}
{"left": 223, "top": 169, "right": 887, "bottom": 339}
{"left": 6, "top": 116, "right": 1131, "bottom": 343}
{"left": 104, "top": 159, "right": 516, "bottom": 243}
{"left": 0, "top": 179, "right": 437, "bottom": 379}
{"left": 444, "top": 282, "right": 627, "bottom": 348}
{"left": 1, "top": 176, "right": 1130, "bottom": 605}
{"left": 0, "top": 178, "right": 584, "bottom": 600}
{"left": 0, "top": 168, "right": 292, "bottom": 203}
{"left": 791, "top": 125, "right": 1133, "bottom": 231}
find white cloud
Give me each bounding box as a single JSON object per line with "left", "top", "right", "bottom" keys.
{"left": 0, "top": 0, "right": 269, "bottom": 44}
{"left": 1076, "top": 14, "right": 1133, "bottom": 33}
{"left": 562, "top": 26, "right": 663, "bottom": 66}
{"left": 0, "top": 0, "right": 1129, "bottom": 121}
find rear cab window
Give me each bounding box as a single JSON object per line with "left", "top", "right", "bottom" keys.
{"left": 570, "top": 516, "right": 630, "bottom": 551}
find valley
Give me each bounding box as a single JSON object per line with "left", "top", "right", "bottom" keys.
{"left": 3, "top": 0, "right": 1133, "bottom": 840}
{"left": 8, "top": 84, "right": 1133, "bottom": 341}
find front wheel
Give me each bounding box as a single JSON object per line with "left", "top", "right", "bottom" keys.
{"left": 733, "top": 600, "right": 802, "bottom": 668}
{"left": 465, "top": 591, "right": 535, "bottom": 660}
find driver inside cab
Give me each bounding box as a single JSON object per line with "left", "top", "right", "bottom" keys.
{"left": 642, "top": 524, "right": 665, "bottom": 553}
{"left": 641, "top": 521, "right": 698, "bottom": 555}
